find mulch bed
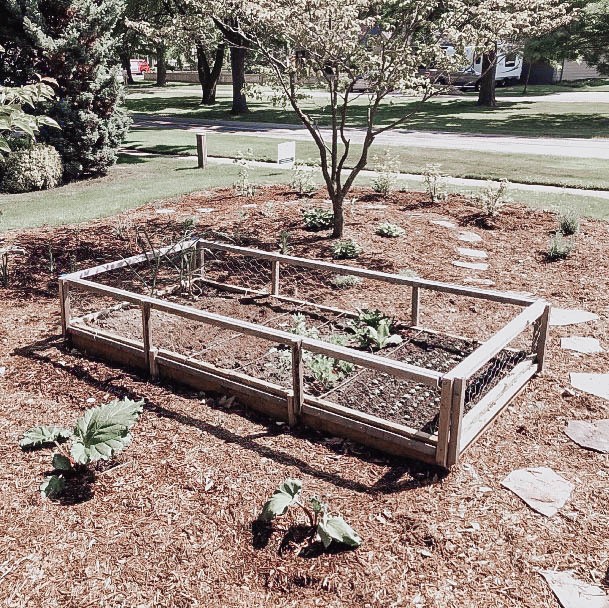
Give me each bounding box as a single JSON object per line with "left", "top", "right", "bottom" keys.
{"left": 1, "top": 185, "right": 608, "bottom": 607}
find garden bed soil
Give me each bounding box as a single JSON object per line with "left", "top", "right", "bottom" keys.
{"left": 1, "top": 185, "right": 608, "bottom": 607}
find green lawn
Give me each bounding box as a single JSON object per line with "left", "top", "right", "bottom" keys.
{"left": 126, "top": 84, "right": 609, "bottom": 139}
{"left": 124, "top": 128, "right": 609, "bottom": 190}
{"left": 1, "top": 153, "right": 608, "bottom": 232}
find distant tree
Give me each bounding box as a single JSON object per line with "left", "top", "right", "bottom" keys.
{"left": 0, "top": 0, "right": 130, "bottom": 180}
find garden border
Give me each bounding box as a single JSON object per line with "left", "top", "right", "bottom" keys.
{"left": 59, "top": 239, "right": 550, "bottom": 469}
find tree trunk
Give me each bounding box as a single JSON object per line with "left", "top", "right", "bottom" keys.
{"left": 196, "top": 42, "right": 225, "bottom": 105}
{"left": 477, "top": 48, "right": 497, "bottom": 107}
{"left": 230, "top": 46, "right": 248, "bottom": 114}
{"left": 156, "top": 45, "right": 167, "bottom": 87}
{"left": 119, "top": 52, "right": 134, "bottom": 85}
{"left": 331, "top": 194, "right": 345, "bottom": 238}
{"left": 523, "top": 61, "right": 532, "bottom": 94}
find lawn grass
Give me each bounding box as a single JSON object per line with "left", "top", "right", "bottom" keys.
{"left": 2, "top": 153, "right": 608, "bottom": 232}
{"left": 126, "top": 84, "right": 609, "bottom": 139}
{"left": 124, "top": 128, "right": 609, "bottom": 190}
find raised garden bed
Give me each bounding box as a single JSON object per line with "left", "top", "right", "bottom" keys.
{"left": 59, "top": 238, "right": 550, "bottom": 468}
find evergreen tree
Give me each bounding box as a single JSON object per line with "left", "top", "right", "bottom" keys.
{"left": 0, "top": 0, "right": 131, "bottom": 180}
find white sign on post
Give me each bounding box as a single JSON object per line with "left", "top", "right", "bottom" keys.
{"left": 277, "top": 141, "right": 296, "bottom": 168}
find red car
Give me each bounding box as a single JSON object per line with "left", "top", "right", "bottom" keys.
{"left": 129, "top": 59, "right": 151, "bottom": 75}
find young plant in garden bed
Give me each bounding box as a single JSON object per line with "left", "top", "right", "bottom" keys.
{"left": 376, "top": 222, "right": 405, "bottom": 238}
{"left": 351, "top": 308, "right": 402, "bottom": 351}
{"left": 547, "top": 233, "right": 574, "bottom": 261}
{"left": 331, "top": 239, "right": 362, "bottom": 260}
{"left": 303, "top": 207, "right": 334, "bottom": 231}
{"left": 330, "top": 274, "right": 362, "bottom": 289}
{"left": 259, "top": 479, "right": 361, "bottom": 551}
{"left": 19, "top": 398, "right": 144, "bottom": 499}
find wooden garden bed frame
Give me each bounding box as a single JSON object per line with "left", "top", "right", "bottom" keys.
{"left": 59, "top": 239, "right": 550, "bottom": 469}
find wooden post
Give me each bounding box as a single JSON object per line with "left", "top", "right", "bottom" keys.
{"left": 290, "top": 340, "right": 304, "bottom": 426}
{"left": 196, "top": 132, "right": 207, "bottom": 169}
{"left": 534, "top": 303, "right": 551, "bottom": 373}
{"left": 197, "top": 243, "right": 205, "bottom": 279}
{"left": 446, "top": 377, "right": 466, "bottom": 467}
{"left": 59, "top": 279, "right": 71, "bottom": 339}
{"left": 271, "top": 260, "right": 280, "bottom": 296}
{"left": 435, "top": 376, "right": 454, "bottom": 467}
{"left": 411, "top": 286, "right": 420, "bottom": 327}
{"left": 141, "top": 302, "right": 158, "bottom": 379}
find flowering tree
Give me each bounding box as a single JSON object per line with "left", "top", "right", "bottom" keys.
{"left": 225, "top": 0, "right": 467, "bottom": 237}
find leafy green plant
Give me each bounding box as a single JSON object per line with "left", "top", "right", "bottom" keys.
{"left": 259, "top": 479, "right": 361, "bottom": 550}
{"left": 351, "top": 308, "right": 402, "bottom": 350}
{"left": 20, "top": 398, "right": 144, "bottom": 498}
{"left": 303, "top": 207, "right": 334, "bottom": 231}
{"left": 473, "top": 179, "right": 511, "bottom": 218}
{"left": 423, "top": 163, "right": 447, "bottom": 204}
{"left": 331, "top": 239, "right": 362, "bottom": 259}
{"left": 1, "top": 143, "right": 63, "bottom": 193}
{"left": 558, "top": 209, "right": 580, "bottom": 236}
{"left": 233, "top": 150, "right": 256, "bottom": 197}
{"left": 289, "top": 313, "right": 320, "bottom": 339}
{"left": 547, "top": 233, "right": 574, "bottom": 261}
{"left": 308, "top": 354, "right": 341, "bottom": 389}
{"left": 371, "top": 150, "right": 400, "bottom": 196}
{"left": 330, "top": 274, "right": 362, "bottom": 289}
{"left": 290, "top": 161, "right": 317, "bottom": 196}
{"left": 376, "top": 222, "right": 405, "bottom": 238}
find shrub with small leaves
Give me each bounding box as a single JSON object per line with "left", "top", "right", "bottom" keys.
{"left": 303, "top": 207, "right": 334, "bottom": 231}
{"left": 558, "top": 209, "right": 580, "bottom": 236}
{"left": 259, "top": 478, "right": 362, "bottom": 550}
{"left": 331, "top": 239, "right": 362, "bottom": 259}
{"left": 233, "top": 150, "right": 256, "bottom": 197}
{"left": 1, "top": 143, "right": 63, "bottom": 193}
{"left": 376, "top": 222, "right": 405, "bottom": 238}
{"left": 423, "top": 163, "right": 447, "bottom": 204}
{"left": 473, "top": 179, "right": 511, "bottom": 218}
{"left": 371, "top": 150, "right": 399, "bottom": 196}
{"left": 290, "top": 161, "right": 317, "bottom": 196}
{"left": 278, "top": 230, "right": 291, "bottom": 254}
{"left": 547, "top": 233, "right": 574, "bottom": 261}
{"left": 330, "top": 274, "right": 362, "bottom": 289}
{"left": 19, "top": 398, "right": 144, "bottom": 498}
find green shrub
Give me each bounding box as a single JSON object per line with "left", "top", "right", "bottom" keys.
{"left": 376, "top": 222, "right": 405, "bottom": 238}
{"left": 371, "top": 151, "right": 399, "bottom": 196}
{"left": 473, "top": 179, "right": 511, "bottom": 218}
{"left": 547, "top": 233, "right": 574, "bottom": 261}
{"left": 558, "top": 209, "right": 580, "bottom": 236}
{"left": 330, "top": 274, "right": 362, "bottom": 289}
{"left": 303, "top": 207, "right": 334, "bottom": 231}
{"left": 331, "top": 239, "right": 362, "bottom": 259}
{"left": 1, "top": 143, "right": 62, "bottom": 193}
{"left": 423, "top": 163, "right": 447, "bottom": 203}
{"left": 290, "top": 161, "right": 317, "bottom": 196}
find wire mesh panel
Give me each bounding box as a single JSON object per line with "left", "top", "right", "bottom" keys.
{"left": 201, "top": 247, "right": 272, "bottom": 293}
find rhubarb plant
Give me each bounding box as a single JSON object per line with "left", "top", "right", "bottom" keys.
{"left": 20, "top": 398, "right": 144, "bottom": 498}
{"left": 259, "top": 479, "right": 361, "bottom": 549}
{"left": 351, "top": 309, "right": 402, "bottom": 350}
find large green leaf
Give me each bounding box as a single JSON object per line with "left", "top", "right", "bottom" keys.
{"left": 70, "top": 398, "right": 144, "bottom": 465}
{"left": 259, "top": 478, "right": 302, "bottom": 521}
{"left": 52, "top": 453, "right": 72, "bottom": 471}
{"left": 19, "top": 425, "right": 72, "bottom": 449}
{"left": 40, "top": 475, "right": 66, "bottom": 499}
{"left": 317, "top": 514, "right": 362, "bottom": 549}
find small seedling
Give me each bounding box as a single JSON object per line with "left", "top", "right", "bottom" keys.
{"left": 20, "top": 398, "right": 144, "bottom": 498}
{"left": 558, "top": 209, "right": 579, "bottom": 236}
{"left": 371, "top": 151, "right": 399, "bottom": 196}
{"left": 259, "top": 479, "right": 362, "bottom": 550}
{"left": 473, "top": 179, "right": 511, "bottom": 218}
{"left": 331, "top": 239, "right": 362, "bottom": 260}
{"left": 303, "top": 207, "right": 334, "bottom": 231}
{"left": 376, "top": 222, "right": 405, "bottom": 238}
{"left": 289, "top": 313, "right": 320, "bottom": 339}
{"left": 233, "top": 150, "right": 256, "bottom": 197}
{"left": 290, "top": 161, "right": 317, "bottom": 196}
{"left": 547, "top": 233, "right": 574, "bottom": 261}
{"left": 423, "top": 163, "right": 447, "bottom": 204}
{"left": 278, "top": 230, "right": 291, "bottom": 255}
{"left": 330, "top": 274, "right": 362, "bottom": 289}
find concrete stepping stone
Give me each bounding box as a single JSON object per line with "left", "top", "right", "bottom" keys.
{"left": 561, "top": 336, "right": 603, "bottom": 354}
{"left": 457, "top": 247, "right": 488, "bottom": 259}
{"left": 540, "top": 570, "right": 609, "bottom": 608}
{"left": 196, "top": 207, "right": 216, "bottom": 213}
{"left": 364, "top": 204, "right": 388, "bottom": 209}
{"left": 564, "top": 420, "right": 609, "bottom": 453}
{"left": 570, "top": 373, "right": 609, "bottom": 400}
{"left": 550, "top": 308, "right": 599, "bottom": 327}
{"left": 457, "top": 231, "right": 483, "bottom": 243}
{"left": 501, "top": 466, "right": 573, "bottom": 517}
{"left": 155, "top": 208, "right": 176, "bottom": 215}
{"left": 431, "top": 219, "right": 457, "bottom": 229}
{"left": 453, "top": 260, "right": 489, "bottom": 271}
{"left": 464, "top": 277, "right": 495, "bottom": 286}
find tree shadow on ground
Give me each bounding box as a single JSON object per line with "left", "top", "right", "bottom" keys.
{"left": 14, "top": 335, "right": 447, "bottom": 497}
